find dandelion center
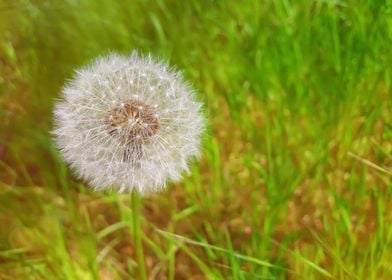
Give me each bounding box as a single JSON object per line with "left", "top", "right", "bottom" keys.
{"left": 105, "top": 99, "right": 159, "bottom": 146}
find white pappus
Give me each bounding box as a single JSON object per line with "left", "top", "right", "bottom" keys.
{"left": 52, "top": 52, "right": 205, "bottom": 193}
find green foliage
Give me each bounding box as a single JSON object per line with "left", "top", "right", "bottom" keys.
{"left": 0, "top": 0, "right": 391, "bottom": 279}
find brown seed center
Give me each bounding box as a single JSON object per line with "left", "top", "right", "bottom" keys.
{"left": 105, "top": 99, "right": 159, "bottom": 146}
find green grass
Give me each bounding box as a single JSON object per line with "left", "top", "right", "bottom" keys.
{"left": 1, "top": 0, "right": 391, "bottom": 279}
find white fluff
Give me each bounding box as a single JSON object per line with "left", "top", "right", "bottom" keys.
{"left": 52, "top": 52, "right": 205, "bottom": 193}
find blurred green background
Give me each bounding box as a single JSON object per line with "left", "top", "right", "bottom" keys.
{"left": 0, "top": 0, "right": 391, "bottom": 279}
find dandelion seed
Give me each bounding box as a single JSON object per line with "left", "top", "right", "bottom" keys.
{"left": 52, "top": 52, "right": 205, "bottom": 193}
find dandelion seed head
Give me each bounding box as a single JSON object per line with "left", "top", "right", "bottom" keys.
{"left": 52, "top": 52, "right": 205, "bottom": 193}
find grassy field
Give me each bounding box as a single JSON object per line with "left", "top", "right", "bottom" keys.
{"left": 1, "top": 0, "right": 391, "bottom": 279}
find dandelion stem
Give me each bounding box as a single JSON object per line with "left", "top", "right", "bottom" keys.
{"left": 131, "top": 191, "right": 147, "bottom": 280}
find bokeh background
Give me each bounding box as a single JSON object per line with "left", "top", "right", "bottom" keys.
{"left": 1, "top": 0, "right": 391, "bottom": 279}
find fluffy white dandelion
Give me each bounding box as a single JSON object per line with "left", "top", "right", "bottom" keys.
{"left": 53, "top": 52, "right": 205, "bottom": 193}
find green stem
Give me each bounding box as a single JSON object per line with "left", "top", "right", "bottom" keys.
{"left": 131, "top": 191, "right": 147, "bottom": 280}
